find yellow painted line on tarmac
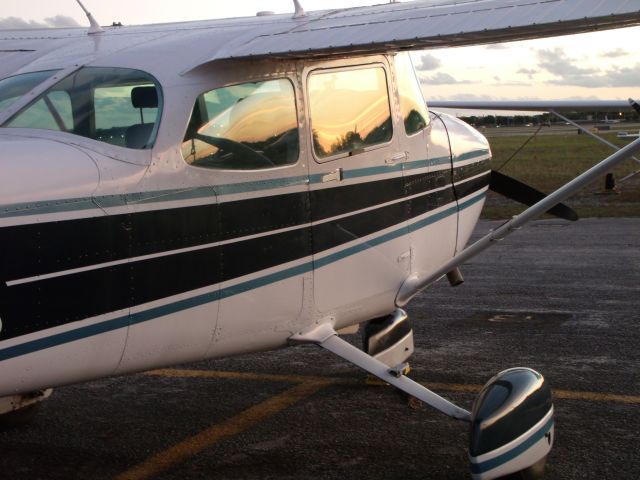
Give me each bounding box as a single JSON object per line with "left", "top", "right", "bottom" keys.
{"left": 119, "top": 368, "right": 639, "bottom": 479}
{"left": 424, "top": 382, "right": 640, "bottom": 405}
{"left": 113, "top": 380, "right": 329, "bottom": 480}
{"left": 145, "top": 367, "right": 334, "bottom": 385}
{"left": 552, "top": 389, "right": 640, "bottom": 405}
{"left": 147, "top": 368, "right": 640, "bottom": 405}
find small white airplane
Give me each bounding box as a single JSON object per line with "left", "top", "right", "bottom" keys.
{"left": 604, "top": 115, "right": 623, "bottom": 124}
{"left": 1, "top": 1, "right": 640, "bottom": 478}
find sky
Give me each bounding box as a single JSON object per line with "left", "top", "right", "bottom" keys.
{"left": 1, "top": 0, "right": 639, "bottom": 108}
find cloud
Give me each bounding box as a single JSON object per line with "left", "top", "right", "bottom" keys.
{"left": 420, "top": 72, "right": 473, "bottom": 85}
{"left": 0, "top": 15, "right": 80, "bottom": 29}
{"left": 533, "top": 47, "right": 640, "bottom": 87}
{"left": 536, "top": 48, "right": 598, "bottom": 77}
{"left": 547, "top": 63, "right": 640, "bottom": 88}
{"left": 44, "top": 15, "right": 81, "bottom": 28}
{"left": 600, "top": 48, "right": 629, "bottom": 59}
{"left": 416, "top": 53, "right": 441, "bottom": 71}
{"left": 516, "top": 67, "right": 538, "bottom": 80}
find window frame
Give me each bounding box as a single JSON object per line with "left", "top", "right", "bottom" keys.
{"left": 394, "top": 53, "right": 431, "bottom": 138}
{"left": 2, "top": 66, "right": 164, "bottom": 151}
{"left": 305, "top": 62, "right": 395, "bottom": 164}
{"left": 180, "top": 76, "right": 301, "bottom": 172}
{"left": 0, "top": 69, "right": 60, "bottom": 115}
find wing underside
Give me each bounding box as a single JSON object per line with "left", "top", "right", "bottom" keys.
{"left": 1, "top": 0, "right": 639, "bottom": 76}
{"left": 206, "top": 0, "right": 640, "bottom": 63}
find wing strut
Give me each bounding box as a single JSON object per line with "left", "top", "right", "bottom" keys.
{"left": 396, "top": 135, "right": 640, "bottom": 307}
{"left": 289, "top": 322, "right": 471, "bottom": 421}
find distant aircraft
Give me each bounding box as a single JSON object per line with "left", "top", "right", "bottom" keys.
{"left": 1, "top": 1, "right": 640, "bottom": 479}
{"left": 604, "top": 114, "right": 623, "bottom": 124}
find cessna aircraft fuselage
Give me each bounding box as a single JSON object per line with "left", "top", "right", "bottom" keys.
{"left": 4, "top": 2, "right": 640, "bottom": 477}
{"left": 0, "top": 48, "right": 489, "bottom": 395}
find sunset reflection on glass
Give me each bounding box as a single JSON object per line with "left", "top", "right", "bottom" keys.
{"left": 182, "top": 78, "right": 299, "bottom": 170}
{"left": 309, "top": 67, "right": 392, "bottom": 158}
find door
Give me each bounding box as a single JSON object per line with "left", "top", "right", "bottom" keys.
{"left": 179, "top": 75, "right": 310, "bottom": 356}
{"left": 305, "top": 59, "right": 411, "bottom": 318}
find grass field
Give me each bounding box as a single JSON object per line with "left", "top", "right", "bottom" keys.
{"left": 481, "top": 130, "right": 640, "bottom": 219}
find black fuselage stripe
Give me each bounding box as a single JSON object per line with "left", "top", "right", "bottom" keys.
{"left": 0, "top": 161, "right": 488, "bottom": 283}
{"left": 455, "top": 173, "right": 492, "bottom": 199}
{"left": 0, "top": 162, "right": 491, "bottom": 341}
{"left": 0, "top": 174, "right": 490, "bottom": 341}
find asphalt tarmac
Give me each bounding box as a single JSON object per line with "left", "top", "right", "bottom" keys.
{"left": 1, "top": 218, "right": 638, "bottom": 480}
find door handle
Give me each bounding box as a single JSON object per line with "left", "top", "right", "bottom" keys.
{"left": 322, "top": 168, "right": 343, "bottom": 183}
{"left": 386, "top": 152, "right": 408, "bottom": 165}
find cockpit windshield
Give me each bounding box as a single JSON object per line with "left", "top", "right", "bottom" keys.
{"left": 0, "top": 70, "right": 58, "bottom": 114}
{"left": 1, "top": 67, "right": 162, "bottom": 150}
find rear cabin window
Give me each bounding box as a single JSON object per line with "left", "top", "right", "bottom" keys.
{"left": 3, "top": 67, "right": 161, "bottom": 149}
{"left": 308, "top": 66, "right": 392, "bottom": 159}
{"left": 395, "top": 53, "right": 430, "bottom": 135}
{"left": 182, "top": 78, "right": 299, "bottom": 170}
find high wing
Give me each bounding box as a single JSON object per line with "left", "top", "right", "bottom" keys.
{"left": 203, "top": 0, "right": 640, "bottom": 63}
{"left": 1, "top": 0, "right": 639, "bottom": 78}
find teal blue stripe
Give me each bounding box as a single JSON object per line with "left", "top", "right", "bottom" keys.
{"left": 214, "top": 176, "right": 308, "bottom": 195}
{"left": 219, "top": 262, "right": 313, "bottom": 299}
{"left": 0, "top": 149, "right": 489, "bottom": 218}
{"left": 0, "top": 176, "right": 308, "bottom": 219}
{"left": 0, "top": 315, "right": 130, "bottom": 362}
{"left": 470, "top": 416, "right": 554, "bottom": 474}
{"left": 456, "top": 148, "right": 490, "bottom": 162}
{"left": 309, "top": 155, "right": 456, "bottom": 184}
{"left": 404, "top": 157, "right": 449, "bottom": 171}
{"left": 0, "top": 191, "right": 485, "bottom": 362}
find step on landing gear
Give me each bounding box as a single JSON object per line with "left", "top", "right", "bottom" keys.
{"left": 290, "top": 310, "right": 553, "bottom": 479}
{"left": 363, "top": 309, "right": 414, "bottom": 379}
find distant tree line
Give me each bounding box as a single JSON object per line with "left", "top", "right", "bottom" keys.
{"left": 459, "top": 111, "right": 640, "bottom": 127}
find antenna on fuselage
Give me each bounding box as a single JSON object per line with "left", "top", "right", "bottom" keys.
{"left": 293, "top": 0, "right": 306, "bottom": 18}
{"left": 75, "top": 0, "right": 104, "bottom": 35}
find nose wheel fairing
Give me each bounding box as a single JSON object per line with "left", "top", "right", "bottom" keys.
{"left": 470, "top": 368, "right": 553, "bottom": 479}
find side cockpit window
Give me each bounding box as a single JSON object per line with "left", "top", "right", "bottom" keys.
{"left": 182, "top": 78, "right": 299, "bottom": 170}
{"left": 2, "top": 67, "right": 162, "bottom": 150}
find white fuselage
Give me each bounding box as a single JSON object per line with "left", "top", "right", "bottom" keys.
{"left": 0, "top": 53, "right": 489, "bottom": 397}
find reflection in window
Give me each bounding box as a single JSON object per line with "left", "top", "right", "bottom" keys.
{"left": 7, "top": 91, "right": 72, "bottom": 131}
{"left": 0, "top": 70, "right": 58, "bottom": 114}
{"left": 4, "top": 67, "right": 161, "bottom": 149}
{"left": 396, "top": 53, "right": 429, "bottom": 135}
{"left": 308, "top": 67, "right": 392, "bottom": 158}
{"left": 182, "top": 79, "right": 299, "bottom": 170}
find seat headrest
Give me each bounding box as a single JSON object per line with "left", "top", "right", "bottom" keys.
{"left": 131, "top": 86, "right": 158, "bottom": 109}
